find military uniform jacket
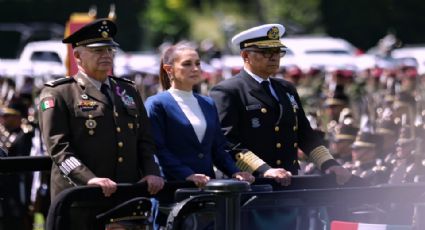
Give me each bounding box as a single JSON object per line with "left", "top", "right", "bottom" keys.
{"left": 210, "top": 70, "right": 326, "bottom": 175}
{"left": 39, "top": 72, "right": 160, "bottom": 198}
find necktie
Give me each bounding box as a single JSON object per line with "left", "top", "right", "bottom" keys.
{"left": 100, "top": 83, "right": 113, "bottom": 105}
{"left": 261, "top": 81, "right": 277, "bottom": 101}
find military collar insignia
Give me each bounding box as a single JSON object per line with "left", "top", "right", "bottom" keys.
{"left": 267, "top": 26, "right": 280, "bottom": 40}
{"left": 286, "top": 93, "right": 299, "bottom": 109}
{"left": 251, "top": 117, "right": 261, "bottom": 128}
{"left": 115, "top": 86, "right": 136, "bottom": 108}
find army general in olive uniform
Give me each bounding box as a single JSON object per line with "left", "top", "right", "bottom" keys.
{"left": 38, "top": 19, "right": 164, "bottom": 200}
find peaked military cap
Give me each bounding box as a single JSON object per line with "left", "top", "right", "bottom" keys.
{"left": 325, "top": 84, "right": 349, "bottom": 107}
{"left": 335, "top": 124, "right": 359, "bottom": 142}
{"left": 62, "top": 18, "right": 119, "bottom": 48}
{"left": 352, "top": 131, "right": 378, "bottom": 149}
{"left": 0, "top": 99, "right": 27, "bottom": 117}
{"left": 231, "top": 24, "right": 286, "bottom": 50}
{"left": 96, "top": 197, "right": 152, "bottom": 225}
{"left": 376, "top": 119, "right": 400, "bottom": 135}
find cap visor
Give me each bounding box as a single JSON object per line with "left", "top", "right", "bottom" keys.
{"left": 85, "top": 40, "right": 119, "bottom": 48}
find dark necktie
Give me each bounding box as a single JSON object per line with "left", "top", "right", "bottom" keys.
{"left": 261, "top": 81, "right": 277, "bottom": 101}
{"left": 100, "top": 83, "right": 113, "bottom": 105}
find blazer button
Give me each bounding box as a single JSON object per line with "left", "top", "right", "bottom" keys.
{"left": 261, "top": 108, "right": 267, "bottom": 114}
{"left": 294, "top": 142, "right": 298, "bottom": 148}
{"left": 116, "top": 127, "right": 121, "bottom": 133}
{"left": 276, "top": 143, "right": 282, "bottom": 148}
{"left": 274, "top": 126, "right": 280, "bottom": 132}
{"left": 293, "top": 126, "right": 298, "bottom": 131}
{"left": 198, "top": 153, "right": 204, "bottom": 159}
{"left": 118, "top": 157, "right": 124, "bottom": 163}
{"left": 114, "top": 112, "right": 119, "bottom": 117}
{"left": 118, "top": 142, "right": 124, "bottom": 148}
{"left": 276, "top": 160, "right": 282, "bottom": 165}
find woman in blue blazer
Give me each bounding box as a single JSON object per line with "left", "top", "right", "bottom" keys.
{"left": 145, "top": 42, "right": 254, "bottom": 187}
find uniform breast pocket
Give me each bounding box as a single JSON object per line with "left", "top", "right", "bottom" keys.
{"left": 245, "top": 104, "right": 264, "bottom": 129}
{"left": 125, "top": 108, "right": 139, "bottom": 134}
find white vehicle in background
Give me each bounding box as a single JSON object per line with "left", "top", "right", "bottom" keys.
{"left": 392, "top": 45, "right": 425, "bottom": 74}
{"left": 281, "top": 36, "right": 361, "bottom": 72}
{"left": 0, "top": 40, "right": 159, "bottom": 89}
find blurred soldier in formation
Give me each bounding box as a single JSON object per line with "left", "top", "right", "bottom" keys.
{"left": 388, "top": 122, "right": 424, "bottom": 184}
{"left": 349, "top": 130, "right": 389, "bottom": 185}
{"left": 329, "top": 119, "right": 359, "bottom": 166}
{"left": 376, "top": 119, "right": 401, "bottom": 164}
{"left": 323, "top": 85, "right": 350, "bottom": 138}
{"left": 0, "top": 98, "right": 35, "bottom": 229}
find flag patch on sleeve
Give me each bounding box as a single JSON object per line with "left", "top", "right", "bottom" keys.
{"left": 40, "top": 97, "right": 55, "bottom": 111}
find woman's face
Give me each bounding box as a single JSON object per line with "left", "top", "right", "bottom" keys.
{"left": 169, "top": 49, "right": 202, "bottom": 91}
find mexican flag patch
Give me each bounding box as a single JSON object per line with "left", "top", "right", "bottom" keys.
{"left": 40, "top": 97, "right": 55, "bottom": 111}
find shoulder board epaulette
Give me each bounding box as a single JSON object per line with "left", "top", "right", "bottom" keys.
{"left": 110, "top": 76, "right": 135, "bottom": 85}
{"left": 44, "top": 77, "right": 74, "bottom": 87}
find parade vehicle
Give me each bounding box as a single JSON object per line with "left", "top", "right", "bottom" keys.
{"left": 0, "top": 156, "right": 423, "bottom": 230}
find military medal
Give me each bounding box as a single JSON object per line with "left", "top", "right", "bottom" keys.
{"left": 116, "top": 86, "right": 136, "bottom": 108}
{"left": 85, "top": 118, "right": 97, "bottom": 135}
{"left": 286, "top": 93, "right": 299, "bottom": 110}
{"left": 85, "top": 119, "right": 97, "bottom": 129}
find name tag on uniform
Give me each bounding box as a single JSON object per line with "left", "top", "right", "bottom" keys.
{"left": 245, "top": 104, "right": 262, "bottom": 111}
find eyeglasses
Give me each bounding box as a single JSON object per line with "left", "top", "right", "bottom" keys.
{"left": 85, "top": 47, "right": 117, "bottom": 55}
{"left": 245, "top": 48, "right": 286, "bottom": 58}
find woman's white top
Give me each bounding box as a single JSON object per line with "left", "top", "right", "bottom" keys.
{"left": 168, "top": 88, "right": 206, "bottom": 142}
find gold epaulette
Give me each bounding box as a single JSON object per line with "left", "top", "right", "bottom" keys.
{"left": 309, "top": 145, "right": 334, "bottom": 170}
{"left": 235, "top": 151, "right": 267, "bottom": 173}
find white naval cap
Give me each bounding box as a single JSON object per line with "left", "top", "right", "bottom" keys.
{"left": 231, "top": 24, "right": 286, "bottom": 50}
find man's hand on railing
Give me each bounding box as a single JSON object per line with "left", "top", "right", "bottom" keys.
{"left": 87, "top": 177, "right": 117, "bottom": 197}
{"left": 325, "top": 165, "right": 352, "bottom": 185}
{"left": 263, "top": 168, "right": 292, "bottom": 186}
{"left": 140, "top": 175, "right": 164, "bottom": 195}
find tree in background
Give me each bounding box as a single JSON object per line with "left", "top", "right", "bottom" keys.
{"left": 141, "top": 0, "right": 190, "bottom": 49}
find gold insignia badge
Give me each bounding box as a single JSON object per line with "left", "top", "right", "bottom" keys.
{"left": 267, "top": 26, "right": 280, "bottom": 40}
{"left": 101, "top": 31, "right": 109, "bottom": 38}
{"left": 85, "top": 119, "right": 97, "bottom": 129}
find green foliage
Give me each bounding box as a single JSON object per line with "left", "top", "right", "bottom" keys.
{"left": 142, "top": 0, "right": 190, "bottom": 47}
